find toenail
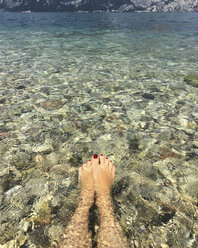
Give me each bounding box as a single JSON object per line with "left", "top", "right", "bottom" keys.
{"left": 100, "top": 154, "right": 103, "bottom": 156}
{"left": 106, "top": 157, "right": 108, "bottom": 159}
{"left": 88, "top": 159, "right": 91, "bottom": 161}
{"left": 93, "top": 154, "right": 98, "bottom": 159}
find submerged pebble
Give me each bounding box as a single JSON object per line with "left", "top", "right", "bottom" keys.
{"left": 41, "top": 99, "right": 64, "bottom": 110}
{"left": 184, "top": 73, "right": 198, "bottom": 88}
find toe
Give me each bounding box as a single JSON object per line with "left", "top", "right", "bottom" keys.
{"left": 100, "top": 154, "right": 105, "bottom": 166}
{"left": 105, "top": 157, "right": 109, "bottom": 166}
{"left": 87, "top": 159, "right": 92, "bottom": 171}
{"left": 87, "top": 159, "right": 92, "bottom": 166}
{"left": 109, "top": 160, "right": 113, "bottom": 170}
{"left": 82, "top": 163, "right": 87, "bottom": 170}
{"left": 92, "top": 154, "right": 100, "bottom": 168}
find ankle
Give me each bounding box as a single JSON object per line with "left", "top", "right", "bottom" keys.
{"left": 79, "top": 192, "right": 94, "bottom": 208}
{"left": 96, "top": 193, "right": 112, "bottom": 207}
{"left": 96, "top": 187, "right": 111, "bottom": 197}
{"left": 96, "top": 195, "right": 114, "bottom": 219}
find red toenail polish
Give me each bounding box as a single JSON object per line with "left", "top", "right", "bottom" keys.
{"left": 88, "top": 159, "right": 91, "bottom": 161}
{"left": 106, "top": 157, "right": 108, "bottom": 159}
{"left": 101, "top": 154, "right": 103, "bottom": 156}
{"left": 93, "top": 154, "right": 98, "bottom": 159}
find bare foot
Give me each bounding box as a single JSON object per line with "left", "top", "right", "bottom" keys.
{"left": 92, "top": 154, "right": 115, "bottom": 197}
{"left": 78, "top": 160, "right": 95, "bottom": 207}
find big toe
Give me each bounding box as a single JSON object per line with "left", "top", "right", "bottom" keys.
{"left": 92, "top": 154, "right": 100, "bottom": 168}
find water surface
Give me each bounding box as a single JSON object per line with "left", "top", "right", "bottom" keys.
{"left": 0, "top": 12, "right": 198, "bottom": 248}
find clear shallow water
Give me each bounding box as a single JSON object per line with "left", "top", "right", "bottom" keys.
{"left": 0, "top": 13, "right": 197, "bottom": 160}
{"left": 0, "top": 12, "right": 198, "bottom": 247}
{"left": 0, "top": 12, "right": 198, "bottom": 86}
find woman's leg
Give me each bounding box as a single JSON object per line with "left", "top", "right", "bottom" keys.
{"left": 59, "top": 160, "right": 94, "bottom": 248}
{"left": 92, "top": 154, "right": 128, "bottom": 248}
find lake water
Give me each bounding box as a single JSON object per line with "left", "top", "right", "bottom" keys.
{"left": 0, "top": 12, "right": 198, "bottom": 248}
{"left": 1, "top": 13, "right": 198, "bottom": 88}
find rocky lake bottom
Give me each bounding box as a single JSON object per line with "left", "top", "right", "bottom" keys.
{"left": 0, "top": 12, "right": 198, "bottom": 248}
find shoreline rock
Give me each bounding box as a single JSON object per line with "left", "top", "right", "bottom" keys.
{"left": 0, "top": 0, "right": 198, "bottom": 12}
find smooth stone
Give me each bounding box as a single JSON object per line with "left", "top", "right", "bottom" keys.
{"left": 0, "top": 223, "right": 18, "bottom": 245}
{"left": 46, "top": 152, "right": 59, "bottom": 165}
{"left": 41, "top": 99, "right": 64, "bottom": 110}
{"left": 0, "top": 167, "right": 22, "bottom": 192}
{"left": 1, "top": 240, "right": 16, "bottom": 248}
{"left": 184, "top": 73, "right": 198, "bottom": 88}
{"left": 0, "top": 98, "right": 6, "bottom": 104}
{"left": 47, "top": 225, "right": 63, "bottom": 243}
{"left": 16, "top": 85, "right": 26, "bottom": 90}
{"left": 4, "top": 185, "right": 22, "bottom": 196}
{"left": 184, "top": 128, "right": 195, "bottom": 135}
{"left": 179, "top": 118, "right": 188, "bottom": 128}
{"left": 160, "top": 242, "right": 171, "bottom": 247}
{"left": 126, "top": 130, "right": 136, "bottom": 141}
{"left": 99, "top": 134, "right": 112, "bottom": 141}
{"left": 126, "top": 109, "right": 145, "bottom": 122}
{"left": 33, "top": 143, "right": 53, "bottom": 154}
{"left": 191, "top": 111, "right": 198, "bottom": 119}
{"left": 160, "top": 147, "right": 182, "bottom": 160}
{"left": 21, "top": 220, "right": 30, "bottom": 232}
{"left": 61, "top": 121, "right": 74, "bottom": 132}
{"left": 61, "top": 178, "right": 71, "bottom": 188}
{"left": 192, "top": 141, "right": 198, "bottom": 148}
{"left": 11, "top": 152, "right": 33, "bottom": 170}
{"left": 142, "top": 93, "right": 155, "bottom": 100}
{"left": 158, "top": 129, "right": 172, "bottom": 141}
{"left": 40, "top": 86, "right": 52, "bottom": 95}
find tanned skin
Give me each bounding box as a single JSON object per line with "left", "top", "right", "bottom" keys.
{"left": 59, "top": 154, "right": 128, "bottom": 248}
